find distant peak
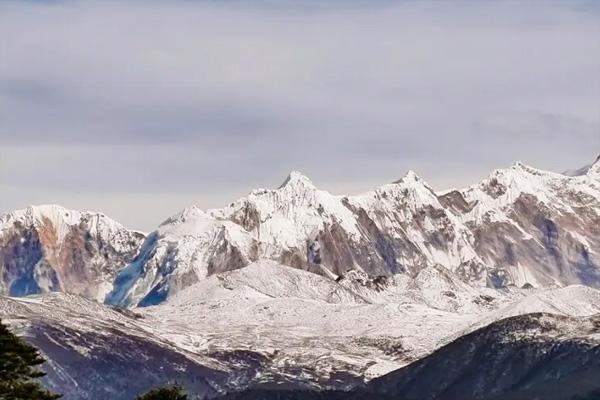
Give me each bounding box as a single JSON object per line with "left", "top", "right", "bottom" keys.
{"left": 563, "top": 154, "right": 600, "bottom": 177}
{"left": 393, "top": 170, "right": 424, "bottom": 184}
{"left": 511, "top": 161, "right": 536, "bottom": 171}
{"left": 160, "top": 205, "right": 206, "bottom": 227}
{"left": 588, "top": 154, "right": 600, "bottom": 175}
{"left": 499, "top": 161, "right": 543, "bottom": 176}
{"left": 278, "top": 170, "right": 316, "bottom": 190}
{"left": 176, "top": 205, "right": 206, "bottom": 220}
{"left": 27, "top": 204, "right": 66, "bottom": 212}
{"left": 21, "top": 204, "right": 79, "bottom": 220}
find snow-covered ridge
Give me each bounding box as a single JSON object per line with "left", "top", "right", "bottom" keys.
{"left": 99, "top": 154, "right": 600, "bottom": 306}
{"left": 0, "top": 204, "right": 131, "bottom": 242}
{"left": 3, "top": 155, "right": 600, "bottom": 307}
{"left": 4, "top": 260, "right": 600, "bottom": 396}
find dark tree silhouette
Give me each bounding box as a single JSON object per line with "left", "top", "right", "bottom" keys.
{"left": 136, "top": 385, "right": 188, "bottom": 400}
{"left": 0, "top": 319, "right": 62, "bottom": 399}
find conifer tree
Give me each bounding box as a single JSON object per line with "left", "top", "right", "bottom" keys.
{"left": 0, "top": 319, "right": 61, "bottom": 400}
{"left": 136, "top": 385, "right": 188, "bottom": 400}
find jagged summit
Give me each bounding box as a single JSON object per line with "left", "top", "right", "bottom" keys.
{"left": 498, "top": 161, "right": 545, "bottom": 176}
{"left": 278, "top": 170, "right": 316, "bottom": 190}
{"left": 477, "top": 162, "right": 551, "bottom": 192}
{"left": 160, "top": 204, "right": 205, "bottom": 226}
{"left": 393, "top": 170, "right": 424, "bottom": 184}
{"left": 512, "top": 161, "right": 534, "bottom": 171}
{"left": 384, "top": 170, "right": 437, "bottom": 200}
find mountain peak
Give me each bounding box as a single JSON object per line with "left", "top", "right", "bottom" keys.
{"left": 278, "top": 170, "right": 316, "bottom": 190}
{"left": 563, "top": 154, "right": 600, "bottom": 177}
{"left": 488, "top": 161, "right": 544, "bottom": 178}
{"left": 393, "top": 170, "right": 425, "bottom": 185}
{"left": 510, "top": 161, "right": 538, "bottom": 172}
{"left": 1, "top": 204, "right": 82, "bottom": 225}
{"left": 589, "top": 154, "right": 600, "bottom": 174}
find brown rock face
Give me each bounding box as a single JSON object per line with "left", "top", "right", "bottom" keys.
{"left": 0, "top": 205, "right": 145, "bottom": 300}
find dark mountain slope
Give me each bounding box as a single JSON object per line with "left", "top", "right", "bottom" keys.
{"left": 218, "top": 313, "right": 600, "bottom": 400}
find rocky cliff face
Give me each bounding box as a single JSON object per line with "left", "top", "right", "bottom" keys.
{"left": 458, "top": 161, "right": 600, "bottom": 289}
{"left": 0, "top": 205, "right": 145, "bottom": 301}
{"left": 109, "top": 157, "right": 600, "bottom": 306}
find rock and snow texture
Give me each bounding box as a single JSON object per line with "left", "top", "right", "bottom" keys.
{"left": 0, "top": 293, "right": 224, "bottom": 400}
{"left": 458, "top": 160, "right": 600, "bottom": 289}
{"left": 109, "top": 156, "right": 600, "bottom": 306}
{"left": 2, "top": 155, "right": 600, "bottom": 308}
{"left": 2, "top": 157, "right": 600, "bottom": 399}
{"left": 0, "top": 205, "right": 145, "bottom": 301}
{"left": 3, "top": 261, "right": 600, "bottom": 398}
{"left": 105, "top": 206, "right": 258, "bottom": 307}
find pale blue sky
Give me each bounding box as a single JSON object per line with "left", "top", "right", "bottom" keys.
{"left": 1, "top": 0, "right": 599, "bottom": 230}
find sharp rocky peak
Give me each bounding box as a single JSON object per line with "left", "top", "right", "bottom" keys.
{"left": 378, "top": 170, "right": 438, "bottom": 204}
{"left": 388, "top": 170, "right": 435, "bottom": 192}
{"left": 278, "top": 170, "right": 317, "bottom": 190}
{"left": 393, "top": 170, "right": 423, "bottom": 184}
{"left": 161, "top": 205, "right": 207, "bottom": 226}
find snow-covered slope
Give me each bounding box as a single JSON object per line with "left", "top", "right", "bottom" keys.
{"left": 0, "top": 293, "right": 226, "bottom": 399}
{"left": 143, "top": 260, "right": 485, "bottom": 381}
{"left": 107, "top": 156, "right": 600, "bottom": 306}
{"left": 0, "top": 205, "right": 145, "bottom": 301}
{"left": 134, "top": 261, "right": 600, "bottom": 382}
{"left": 4, "top": 261, "right": 600, "bottom": 398}
{"left": 105, "top": 206, "right": 257, "bottom": 307}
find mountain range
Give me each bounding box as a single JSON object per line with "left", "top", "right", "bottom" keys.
{"left": 2, "top": 155, "right": 600, "bottom": 399}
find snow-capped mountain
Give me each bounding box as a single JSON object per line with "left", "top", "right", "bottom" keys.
{"left": 2, "top": 156, "right": 600, "bottom": 308}
{"left": 0, "top": 205, "right": 145, "bottom": 302}
{"left": 2, "top": 156, "right": 600, "bottom": 399}
{"left": 107, "top": 156, "right": 600, "bottom": 307}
